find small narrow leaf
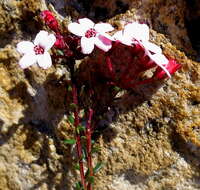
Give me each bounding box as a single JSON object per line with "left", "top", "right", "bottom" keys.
{"left": 76, "top": 125, "right": 85, "bottom": 134}
{"left": 91, "top": 146, "right": 100, "bottom": 153}
{"left": 113, "top": 86, "right": 121, "bottom": 91}
{"left": 70, "top": 103, "right": 77, "bottom": 110}
{"left": 73, "top": 163, "right": 80, "bottom": 171}
{"left": 75, "top": 181, "right": 83, "bottom": 190}
{"left": 57, "top": 49, "right": 64, "bottom": 56}
{"left": 78, "top": 125, "right": 85, "bottom": 131}
{"left": 68, "top": 115, "right": 74, "bottom": 125}
{"left": 80, "top": 136, "right": 86, "bottom": 140}
{"left": 93, "top": 162, "right": 104, "bottom": 174}
{"left": 82, "top": 147, "right": 87, "bottom": 161}
{"left": 64, "top": 139, "right": 76, "bottom": 145}
{"left": 87, "top": 176, "right": 95, "bottom": 184}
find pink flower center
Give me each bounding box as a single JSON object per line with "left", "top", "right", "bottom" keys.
{"left": 85, "top": 28, "right": 97, "bottom": 38}
{"left": 34, "top": 45, "right": 45, "bottom": 55}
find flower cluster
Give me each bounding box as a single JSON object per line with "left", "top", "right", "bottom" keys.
{"left": 16, "top": 11, "right": 181, "bottom": 83}
{"left": 67, "top": 19, "right": 181, "bottom": 80}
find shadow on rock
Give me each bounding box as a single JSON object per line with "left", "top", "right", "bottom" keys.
{"left": 0, "top": 69, "right": 75, "bottom": 189}
{"left": 170, "top": 128, "right": 200, "bottom": 176}
{"left": 78, "top": 59, "right": 164, "bottom": 141}
{"left": 122, "top": 169, "right": 149, "bottom": 185}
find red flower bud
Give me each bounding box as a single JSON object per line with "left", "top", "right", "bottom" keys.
{"left": 54, "top": 34, "right": 66, "bottom": 49}
{"left": 41, "top": 10, "right": 59, "bottom": 32}
{"left": 89, "top": 41, "right": 181, "bottom": 89}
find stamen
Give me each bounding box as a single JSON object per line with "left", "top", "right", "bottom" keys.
{"left": 85, "top": 28, "right": 97, "bottom": 38}
{"left": 34, "top": 45, "right": 45, "bottom": 55}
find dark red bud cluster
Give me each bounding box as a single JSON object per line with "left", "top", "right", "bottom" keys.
{"left": 41, "top": 10, "right": 59, "bottom": 32}
{"left": 54, "top": 34, "right": 66, "bottom": 49}
{"left": 40, "top": 10, "right": 84, "bottom": 60}
{"left": 92, "top": 41, "right": 181, "bottom": 89}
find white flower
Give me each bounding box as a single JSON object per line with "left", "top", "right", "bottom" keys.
{"left": 17, "top": 31, "right": 56, "bottom": 69}
{"left": 68, "top": 18, "right": 114, "bottom": 54}
{"left": 113, "top": 22, "right": 171, "bottom": 77}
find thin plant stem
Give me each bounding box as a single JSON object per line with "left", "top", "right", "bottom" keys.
{"left": 72, "top": 84, "right": 87, "bottom": 190}
{"left": 86, "top": 108, "right": 94, "bottom": 190}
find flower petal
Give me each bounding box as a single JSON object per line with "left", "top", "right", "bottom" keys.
{"left": 113, "top": 31, "right": 123, "bottom": 40}
{"left": 124, "top": 22, "right": 149, "bottom": 42}
{"left": 68, "top": 22, "right": 86, "bottom": 36}
{"left": 78, "top": 18, "right": 94, "bottom": 29}
{"left": 94, "top": 34, "right": 112, "bottom": 52}
{"left": 139, "top": 24, "right": 150, "bottom": 41}
{"left": 18, "top": 54, "right": 36, "bottom": 69}
{"left": 36, "top": 52, "right": 52, "bottom": 69}
{"left": 101, "top": 32, "right": 114, "bottom": 41}
{"left": 113, "top": 31, "right": 132, "bottom": 45}
{"left": 149, "top": 53, "right": 171, "bottom": 77}
{"left": 17, "top": 41, "right": 34, "bottom": 54}
{"left": 142, "top": 41, "right": 162, "bottom": 54}
{"left": 44, "top": 34, "right": 56, "bottom": 51}
{"left": 34, "top": 30, "right": 49, "bottom": 46}
{"left": 94, "top": 23, "right": 114, "bottom": 33}
{"left": 34, "top": 31, "right": 56, "bottom": 51}
{"left": 81, "top": 37, "right": 95, "bottom": 54}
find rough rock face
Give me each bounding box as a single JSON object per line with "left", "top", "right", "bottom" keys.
{"left": 0, "top": 0, "right": 200, "bottom": 190}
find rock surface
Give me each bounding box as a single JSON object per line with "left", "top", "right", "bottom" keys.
{"left": 0, "top": 0, "right": 200, "bottom": 190}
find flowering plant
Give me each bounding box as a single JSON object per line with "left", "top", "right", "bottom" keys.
{"left": 16, "top": 10, "right": 181, "bottom": 190}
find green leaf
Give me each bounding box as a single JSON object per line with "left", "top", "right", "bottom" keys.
{"left": 93, "top": 162, "right": 104, "bottom": 174}
{"left": 113, "top": 86, "right": 121, "bottom": 91}
{"left": 76, "top": 125, "right": 85, "bottom": 134}
{"left": 68, "top": 115, "right": 74, "bottom": 125}
{"left": 82, "top": 147, "right": 87, "bottom": 161}
{"left": 75, "top": 181, "right": 83, "bottom": 190}
{"left": 87, "top": 176, "right": 95, "bottom": 184}
{"left": 64, "top": 139, "right": 76, "bottom": 145}
{"left": 73, "top": 163, "right": 80, "bottom": 171}
{"left": 70, "top": 103, "right": 78, "bottom": 110}
{"left": 57, "top": 49, "right": 64, "bottom": 56}
{"left": 91, "top": 146, "right": 100, "bottom": 153}
{"left": 81, "top": 136, "right": 86, "bottom": 140}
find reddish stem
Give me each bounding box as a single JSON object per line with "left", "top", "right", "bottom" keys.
{"left": 72, "top": 85, "right": 87, "bottom": 190}
{"left": 86, "top": 109, "right": 94, "bottom": 190}
{"left": 106, "top": 56, "right": 115, "bottom": 80}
